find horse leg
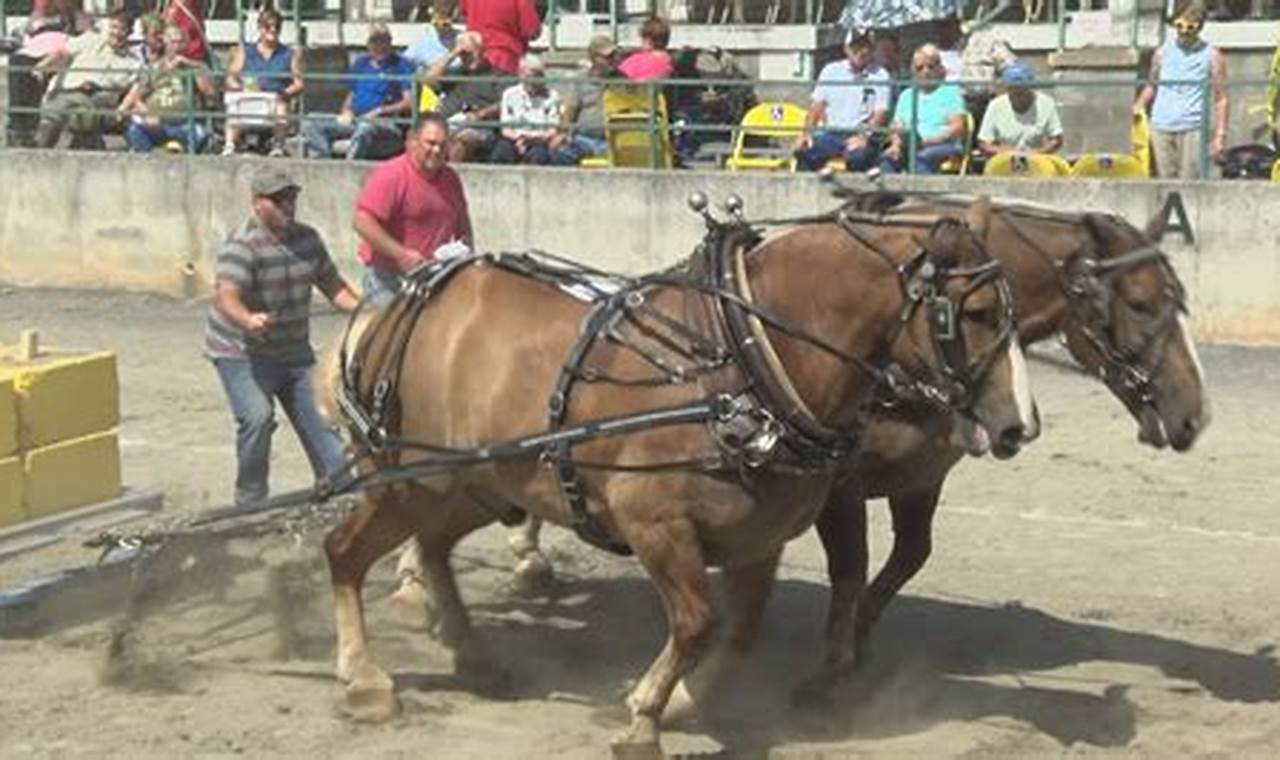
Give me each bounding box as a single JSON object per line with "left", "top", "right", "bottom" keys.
{"left": 662, "top": 549, "right": 782, "bottom": 725}
{"left": 613, "top": 514, "right": 715, "bottom": 759}
{"left": 854, "top": 483, "right": 943, "bottom": 652}
{"left": 507, "top": 514, "right": 554, "bottom": 594}
{"left": 791, "top": 486, "right": 868, "bottom": 708}
{"left": 324, "top": 490, "right": 417, "bottom": 721}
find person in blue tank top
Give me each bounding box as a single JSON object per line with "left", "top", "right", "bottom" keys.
{"left": 1133, "top": 4, "right": 1228, "bottom": 179}
{"left": 222, "top": 10, "right": 303, "bottom": 156}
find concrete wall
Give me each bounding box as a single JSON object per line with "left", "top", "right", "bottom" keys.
{"left": 1, "top": 149, "right": 1278, "bottom": 343}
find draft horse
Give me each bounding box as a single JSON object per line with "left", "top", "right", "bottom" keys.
{"left": 323, "top": 196, "right": 1038, "bottom": 758}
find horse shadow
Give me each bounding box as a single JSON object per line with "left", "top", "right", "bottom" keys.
{"left": 392, "top": 572, "right": 1279, "bottom": 755}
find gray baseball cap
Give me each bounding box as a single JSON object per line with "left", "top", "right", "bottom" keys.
{"left": 250, "top": 167, "right": 300, "bottom": 197}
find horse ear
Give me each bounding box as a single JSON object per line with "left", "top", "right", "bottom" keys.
{"left": 965, "top": 195, "right": 994, "bottom": 239}
{"left": 1141, "top": 208, "right": 1165, "bottom": 241}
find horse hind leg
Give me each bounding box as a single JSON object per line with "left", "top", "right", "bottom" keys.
{"left": 324, "top": 490, "right": 417, "bottom": 722}
{"left": 662, "top": 549, "right": 782, "bottom": 726}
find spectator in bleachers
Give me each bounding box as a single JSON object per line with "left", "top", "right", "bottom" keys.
{"left": 1133, "top": 4, "right": 1228, "bottom": 179}
{"left": 937, "top": 15, "right": 1015, "bottom": 127}
{"left": 619, "top": 16, "right": 674, "bottom": 81}
{"left": 33, "top": 8, "right": 141, "bottom": 150}
{"left": 221, "top": 10, "right": 303, "bottom": 156}
{"left": 552, "top": 34, "right": 621, "bottom": 166}
{"left": 793, "top": 28, "right": 891, "bottom": 173}
{"left": 404, "top": 1, "right": 461, "bottom": 72}
{"left": 879, "top": 44, "right": 967, "bottom": 175}
{"left": 163, "top": 0, "right": 208, "bottom": 64}
{"left": 460, "top": 0, "right": 541, "bottom": 75}
{"left": 491, "top": 54, "right": 562, "bottom": 165}
{"left": 130, "top": 12, "right": 166, "bottom": 65}
{"left": 425, "top": 31, "right": 504, "bottom": 162}
{"left": 976, "top": 60, "right": 1063, "bottom": 156}
{"left": 5, "top": 0, "right": 92, "bottom": 147}
{"left": 874, "top": 31, "right": 902, "bottom": 83}
{"left": 1267, "top": 34, "right": 1280, "bottom": 148}
{"left": 300, "top": 23, "right": 414, "bottom": 160}
{"left": 117, "top": 23, "right": 215, "bottom": 153}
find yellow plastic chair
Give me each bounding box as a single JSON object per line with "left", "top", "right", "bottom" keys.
{"left": 983, "top": 152, "right": 1071, "bottom": 177}
{"left": 418, "top": 84, "right": 440, "bottom": 113}
{"left": 938, "top": 112, "right": 975, "bottom": 176}
{"left": 1272, "top": 158, "right": 1280, "bottom": 181}
{"left": 580, "top": 86, "right": 674, "bottom": 169}
{"left": 1131, "top": 110, "right": 1152, "bottom": 176}
{"left": 725, "top": 101, "right": 807, "bottom": 171}
{"left": 1070, "top": 153, "right": 1149, "bottom": 179}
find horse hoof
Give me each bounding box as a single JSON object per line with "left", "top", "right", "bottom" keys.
{"left": 610, "top": 740, "right": 665, "bottom": 760}
{"left": 389, "top": 578, "right": 437, "bottom": 632}
{"left": 510, "top": 554, "right": 554, "bottom": 597}
{"left": 341, "top": 680, "right": 400, "bottom": 723}
{"left": 659, "top": 680, "right": 698, "bottom": 727}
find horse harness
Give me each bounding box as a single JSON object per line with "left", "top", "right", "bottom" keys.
{"left": 335, "top": 200, "right": 1015, "bottom": 555}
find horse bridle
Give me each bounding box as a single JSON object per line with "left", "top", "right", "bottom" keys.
{"left": 1063, "top": 242, "right": 1188, "bottom": 418}
{"left": 836, "top": 214, "right": 1018, "bottom": 415}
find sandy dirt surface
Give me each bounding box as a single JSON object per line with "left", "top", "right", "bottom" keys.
{"left": 0, "top": 287, "right": 1277, "bottom": 759}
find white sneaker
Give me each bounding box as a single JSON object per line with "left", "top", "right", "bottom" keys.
{"left": 220, "top": 143, "right": 235, "bottom": 156}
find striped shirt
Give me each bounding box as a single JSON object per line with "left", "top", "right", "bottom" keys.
{"left": 204, "top": 217, "right": 341, "bottom": 364}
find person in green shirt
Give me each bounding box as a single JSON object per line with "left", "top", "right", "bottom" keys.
{"left": 976, "top": 59, "right": 1064, "bottom": 156}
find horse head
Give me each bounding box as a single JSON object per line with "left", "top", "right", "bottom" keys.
{"left": 893, "top": 196, "right": 1039, "bottom": 460}
{"left": 1058, "top": 213, "right": 1209, "bottom": 452}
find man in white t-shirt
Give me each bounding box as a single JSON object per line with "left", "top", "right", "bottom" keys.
{"left": 794, "top": 28, "right": 891, "bottom": 172}
{"left": 976, "top": 60, "right": 1064, "bottom": 156}
{"left": 491, "top": 53, "right": 563, "bottom": 165}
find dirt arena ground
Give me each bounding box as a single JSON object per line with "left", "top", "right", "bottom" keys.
{"left": 1, "top": 287, "right": 1277, "bottom": 759}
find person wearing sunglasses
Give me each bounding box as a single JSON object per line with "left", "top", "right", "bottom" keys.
{"left": 205, "top": 168, "right": 360, "bottom": 508}
{"left": 879, "top": 43, "right": 968, "bottom": 175}
{"left": 1133, "top": 3, "right": 1228, "bottom": 179}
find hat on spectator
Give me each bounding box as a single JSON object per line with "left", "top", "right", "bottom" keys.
{"left": 367, "top": 21, "right": 392, "bottom": 42}
{"left": 1001, "top": 59, "right": 1035, "bottom": 85}
{"left": 251, "top": 168, "right": 300, "bottom": 198}
{"left": 587, "top": 34, "right": 618, "bottom": 58}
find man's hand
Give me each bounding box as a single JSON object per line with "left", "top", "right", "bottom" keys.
{"left": 548, "top": 132, "right": 568, "bottom": 150}
{"left": 336, "top": 109, "right": 354, "bottom": 127}
{"left": 515, "top": 135, "right": 528, "bottom": 154}
{"left": 1210, "top": 132, "right": 1225, "bottom": 159}
{"left": 793, "top": 133, "right": 812, "bottom": 152}
{"left": 843, "top": 134, "right": 869, "bottom": 152}
{"left": 245, "top": 312, "right": 271, "bottom": 334}
{"left": 396, "top": 247, "right": 426, "bottom": 274}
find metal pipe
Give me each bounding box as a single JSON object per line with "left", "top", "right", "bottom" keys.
{"left": 1057, "top": 0, "right": 1067, "bottom": 51}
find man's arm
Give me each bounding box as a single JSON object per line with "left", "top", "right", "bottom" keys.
{"left": 795, "top": 99, "right": 826, "bottom": 150}
{"left": 1134, "top": 48, "right": 1162, "bottom": 114}
{"left": 1210, "top": 46, "right": 1229, "bottom": 155}
{"left": 215, "top": 280, "right": 270, "bottom": 333}
{"left": 353, "top": 209, "right": 422, "bottom": 273}
{"left": 318, "top": 274, "right": 360, "bottom": 312}
{"left": 224, "top": 45, "right": 245, "bottom": 91}
{"left": 283, "top": 46, "right": 305, "bottom": 100}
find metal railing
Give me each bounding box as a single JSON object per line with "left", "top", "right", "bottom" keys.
{"left": 3, "top": 60, "right": 1274, "bottom": 179}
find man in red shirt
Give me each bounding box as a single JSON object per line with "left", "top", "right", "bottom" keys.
{"left": 352, "top": 111, "right": 474, "bottom": 306}
{"left": 461, "top": 0, "right": 541, "bottom": 74}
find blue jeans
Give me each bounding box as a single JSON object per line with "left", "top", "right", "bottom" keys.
{"left": 213, "top": 357, "right": 347, "bottom": 506}
{"left": 301, "top": 115, "right": 402, "bottom": 159}
{"left": 360, "top": 266, "right": 404, "bottom": 308}
{"left": 795, "top": 131, "right": 882, "bottom": 172}
{"left": 552, "top": 134, "right": 608, "bottom": 166}
{"left": 879, "top": 140, "right": 965, "bottom": 175}
{"left": 125, "top": 119, "right": 207, "bottom": 153}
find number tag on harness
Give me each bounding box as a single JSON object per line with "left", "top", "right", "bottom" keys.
{"left": 928, "top": 297, "right": 956, "bottom": 341}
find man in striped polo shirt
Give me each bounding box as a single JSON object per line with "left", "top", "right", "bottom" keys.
{"left": 205, "top": 167, "right": 360, "bottom": 507}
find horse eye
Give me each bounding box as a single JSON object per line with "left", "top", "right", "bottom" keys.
{"left": 1126, "top": 299, "right": 1158, "bottom": 318}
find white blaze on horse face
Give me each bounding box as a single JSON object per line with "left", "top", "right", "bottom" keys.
{"left": 1006, "top": 340, "right": 1037, "bottom": 432}
{"left": 1175, "top": 313, "right": 1211, "bottom": 422}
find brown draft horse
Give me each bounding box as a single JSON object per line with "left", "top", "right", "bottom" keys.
{"left": 322, "top": 197, "right": 1037, "bottom": 758}
{"left": 787, "top": 192, "right": 1211, "bottom": 704}
{"left": 489, "top": 191, "right": 1211, "bottom": 718}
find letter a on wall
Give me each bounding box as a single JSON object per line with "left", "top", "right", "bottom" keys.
{"left": 1150, "top": 191, "right": 1195, "bottom": 245}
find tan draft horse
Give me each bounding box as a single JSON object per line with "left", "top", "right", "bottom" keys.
{"left": 483, "top": 191, "right": 1211, "bottom": 718}
{"left": 786, "top": 192, "right": 1211, "bottom": 704}
{"left": 322, "top": 196, "right": 1037, "bottom": 758}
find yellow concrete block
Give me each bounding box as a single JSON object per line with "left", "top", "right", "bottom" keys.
{"left": 0, "top": 372, "right": 16, "bottom": 457}
{"left": 3, "top": 351, "right": 119, "bottom": 450}
{"left": 0, "top": 456, "right": 23, "bottom": 528}
{"left": 23, "top": 430, "right": 121, "bottom": 520}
